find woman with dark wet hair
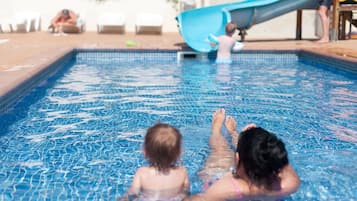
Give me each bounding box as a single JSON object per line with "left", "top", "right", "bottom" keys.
{"left": 187, "top": 109, "right": 300, "bottom": 201}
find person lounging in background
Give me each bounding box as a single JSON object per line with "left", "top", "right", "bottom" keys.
{"left": 120, "top": 122, "right": 190, "bottom": 201}
{"left": 49, "top": 9, "right": 79, "bottom": 34}
{"left": 186, "top": 109, "right": 300, "bottom": 201}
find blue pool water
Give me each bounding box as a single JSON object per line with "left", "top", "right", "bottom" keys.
{"left": 0, "top": 51, "right": 356, "bottom": 201}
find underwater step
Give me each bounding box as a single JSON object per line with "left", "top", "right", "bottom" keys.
{"left": 177, "top": 51, "right": 208, "bottom": 62}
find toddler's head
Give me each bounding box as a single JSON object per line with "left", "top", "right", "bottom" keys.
{"left": 144, "top": 123, "right": 182, "bottom": 172}
{"left": 225, "top": 22, "right": 237, "bottom": 36}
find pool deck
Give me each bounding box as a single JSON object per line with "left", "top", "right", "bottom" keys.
{"left": 0, "top": 32, "right": 357, "bottom": 111}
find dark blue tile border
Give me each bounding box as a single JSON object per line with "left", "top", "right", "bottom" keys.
{"left": 75, "top": 49, "right": 177, "bottom": 63}
{"left": 0, "top": 51, "right": 75, "bottom": 113}
{"left": 298, "top": 50, "right": 357, "bottom": 73}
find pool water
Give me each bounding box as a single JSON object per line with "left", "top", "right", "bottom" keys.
{"left": 0, "top": 51, "right": 356, "bottom": 201}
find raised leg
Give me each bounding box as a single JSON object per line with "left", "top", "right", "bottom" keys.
{"left": 198, "top": 109, "right": 234, "bottom": 183}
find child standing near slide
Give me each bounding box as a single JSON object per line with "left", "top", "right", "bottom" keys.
{"left": 120, "top": 123, "right": 190, "bottom": 201}
{"left": 210, "top": 22, "right": 242, "bottom": 64}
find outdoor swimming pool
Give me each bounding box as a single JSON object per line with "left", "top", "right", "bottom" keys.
{"left": 0, "top": 50, "right": 356, "bottom": 200}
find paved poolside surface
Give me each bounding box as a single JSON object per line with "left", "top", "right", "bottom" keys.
{"left": 0, "top": 32, "right": 357, "bottom": 110}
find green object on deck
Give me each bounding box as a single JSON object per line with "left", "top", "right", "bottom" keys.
{"left": 126, "top": 40, "right": 137, "bottom": 47}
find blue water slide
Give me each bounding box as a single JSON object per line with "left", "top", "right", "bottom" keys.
{"left": 176, "top": 0, "right": 320, "bottom": 52}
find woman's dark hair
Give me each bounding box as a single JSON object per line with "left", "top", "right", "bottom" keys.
{"left": 144, "top": 123, "right": 182, "bottom": 172}
{"left": 236, "top": 127, "right": 288, "bottom": 190}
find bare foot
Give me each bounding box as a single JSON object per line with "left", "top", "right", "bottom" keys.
{"left": 225, "top": 116, "right": 237, "bottom": 135}
{"left": 212, "top": 109, "right": 225, "bottom": 133}
{"left": 225, "top": 116, "right": 240, "bottom": 149}
{"left": 315, "top": 38, "right": 329, "bottom": 43}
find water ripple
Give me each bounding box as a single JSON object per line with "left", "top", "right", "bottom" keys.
{"left": 0, "top": 56, "right": 356, "bottom": 200}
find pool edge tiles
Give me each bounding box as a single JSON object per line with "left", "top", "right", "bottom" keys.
{"left": 0, "top": 50, "right": 75, "bottom": 113}
{"left": 75, "top": 48, "right": 178, "bottom": 63}
{"left": 299, "top": 49, "right": 357, "bottom": 74}
{"left": 75, "top": 49, "right": 300, "bottom": 64}
{"left": 232, "top": 50, "right": 298, "bottom": 63}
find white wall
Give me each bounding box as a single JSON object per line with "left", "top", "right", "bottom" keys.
{"left": 0, "top": 0, "right": 180, "bottom": 32}
{"left": 248, "top": 11, "right": 319, "bottom": 39}
{"left": 0, "top": 0, "right": 319, "bottom": 39}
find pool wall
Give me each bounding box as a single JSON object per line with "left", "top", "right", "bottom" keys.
{"left": 299, "top": 50, "right": 357, "bottom": 74}
{"left": 0, "top": 50, "right": 74, "bottom": 113}
{"left": 75, "top": 49, "right": 178, "bottom": 63}
{"left": 0, "top": 49, "right": 356, "bottom": 113}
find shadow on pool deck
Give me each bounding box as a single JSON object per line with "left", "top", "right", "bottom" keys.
{"left": 0, "top": 31, "right": 357, "bottom": 110}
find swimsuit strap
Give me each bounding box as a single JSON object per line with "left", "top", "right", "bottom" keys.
{"left": 231, "top": 177, "right": 243, "bottom": 199}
